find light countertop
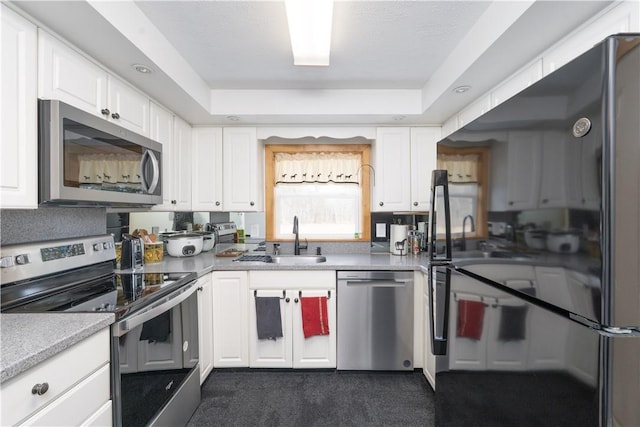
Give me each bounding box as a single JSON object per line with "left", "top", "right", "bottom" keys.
{"left": 1, "top": 313, "right": 114, "bottom": 383}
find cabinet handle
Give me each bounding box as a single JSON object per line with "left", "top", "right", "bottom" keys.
{"left": 509, "top": 201, "right": 514, "bottom": 206}
{"left": 294, "top": 298, "right": 299, "bottom": 303}
{"left": 413, "top": 201, "right": 418, "bottom": 206}
{"left": 111, "top": 112, "right": 120, "bottom": 120}
{"left": 197, "top": 286, "right": 203, "bottom": 291}
{"left": 215, "top": 201, "right": 220, "bottom": 206}
{"left": 250, "top": 201, "right": 255, "bottom": 206}
{"left": 100, "top": 108, "right": 110, "bottom": 117}
{"left": 542, "top": 198, "right": 548, "bottom": 204}
{"left": 172, "top": 200, "right": 176, "bottom": 204}
{"left": 379, "top": 201, "right": 384, "bottom": 206}
{"left": 32, "top": 382, "right": 49, "bottom": 396}
{"left": 285, "top": 297, "right": 290, "bottom": 303}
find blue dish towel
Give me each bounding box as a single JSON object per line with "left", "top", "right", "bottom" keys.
{"left": 255, "top": 296, "right": 283, "bottom": 340}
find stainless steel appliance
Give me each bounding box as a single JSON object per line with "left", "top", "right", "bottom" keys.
{"left": 337, "top": 271, "right": 414, "bottom": 370}
{"left": 209, "top": 222, "right": 237, "bottom": 243}
{"left": 428, "top": 34, "right": 640, "bottom": 426}
{"left": 39, "top": 99, "right": 162, "bottom": 206}
{"left": 0, "top": 235, "right": 201, "bottom": 427}
{"left": 120, "top": 233, "right": 144, "bottom": 270}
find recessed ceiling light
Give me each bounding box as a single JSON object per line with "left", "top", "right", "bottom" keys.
{"left": 392, "top": 115, "right": 406, "bottom": 121}
{"left": 132, "top": 64, "right": 153, "bottom": 74}
{"left": 453, "top": 85, "right": 471, "bottom": 94}
{"left": 226, "top": 115, "right": 240, "bottom": 122}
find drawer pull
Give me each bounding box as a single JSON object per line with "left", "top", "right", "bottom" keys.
{"left": 31, "top": 382, "right": 49, "bottom": 396}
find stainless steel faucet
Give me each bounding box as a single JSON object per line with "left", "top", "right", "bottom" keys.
{"left": 293, "top": 216, "right": 301, "bottom": 255}
{"left": 461, "top": 214, "right": 476, "bottom": 251}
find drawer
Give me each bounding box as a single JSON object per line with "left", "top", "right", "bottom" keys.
{"left": 21, "top": 363, "right": 110, "bottom": 426}
{"left": 1, "top": 328, "right": 110, "bottom": 426}
{"left": 82, "top": 400, "right": 112, "bottom": 427}
{"left": 249, "top": 270, "right": 336, "bottom": 289}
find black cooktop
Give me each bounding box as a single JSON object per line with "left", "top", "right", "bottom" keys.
{"left": 2, "top": 268, "right": 196, "bottom": 320}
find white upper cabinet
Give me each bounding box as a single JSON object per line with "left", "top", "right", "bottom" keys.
{"left": 192, "top": 127, "right": 223, "bottom": 211}
{"left": 1, "top": 5, "right": 38, "bottom": 209}
{"left": 172, "top": 116, "right": 192, "bottom": 210}
{"left": 222, "top": 128, "right": 263, "bottom": 211}
{"left": 373, "top": 127, "right": 439, "bottom": 212}
{"left": 410, "top": 128, "right": 440, "bottom": 211}
{"left": 149, "top": 101, "right": 175, "bottom": 210}
{"left": 372, "top": 127, "right": 411, "bottom": 212}
{"left": 504, "top": 132, "right": 542, "bottom": 211}
{"left": 38, "top": 30, "right": 150, "bottom": 136}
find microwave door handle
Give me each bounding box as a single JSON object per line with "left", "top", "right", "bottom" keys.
{"left": 140, "top": 150, "right": 160, "bottom": 194}
{"left": 428, "top": 265, "right": 451, "bottom": 356}
{"left": 430, "top": 169, "right": 452, "bottom": 262}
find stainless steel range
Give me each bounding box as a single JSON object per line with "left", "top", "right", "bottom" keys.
{"left": 0, "top": 235, "right": 201, "bottom": 427}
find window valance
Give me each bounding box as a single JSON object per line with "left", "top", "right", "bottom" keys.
{"left": 275, "top": 152, "right": 361, "bottom": 184}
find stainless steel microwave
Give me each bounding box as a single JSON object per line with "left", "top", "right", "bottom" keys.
{"left": 38, "top": 99, "right": 162, "bottom": 206}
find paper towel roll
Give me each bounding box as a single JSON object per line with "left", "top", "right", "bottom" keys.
{"left": 390, "top": 224, "right": 409, "bottom": 256}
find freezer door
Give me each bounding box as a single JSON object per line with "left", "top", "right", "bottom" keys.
{"left": 435, "top": 268, "right": 601, "bottom": 427}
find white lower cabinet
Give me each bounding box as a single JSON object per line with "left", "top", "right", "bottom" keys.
{"left": 212, "top": 271, "right": 249, "bottom": 367}
{"left": 1, "top": 328, "right": 112, "bottom": 427}
{"left": 197, "top": 273, "right": 214, "bottom": 383}
{"left": 248, "top": 271, "right": 336, "bottom": 369}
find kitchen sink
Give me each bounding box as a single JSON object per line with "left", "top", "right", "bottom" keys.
{"left": 269, "top": 255, "right": 327, "bottom": 264}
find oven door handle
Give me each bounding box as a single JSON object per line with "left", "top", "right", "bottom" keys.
{"left": 113, "top": 280, "right": 198, "bottom": 337}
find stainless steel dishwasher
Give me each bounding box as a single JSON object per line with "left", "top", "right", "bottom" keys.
{"left": 337, "top": 271, "right": 414, "bottom": 370}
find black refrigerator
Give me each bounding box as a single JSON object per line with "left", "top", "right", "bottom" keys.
{"left": 427, "top": 34, "right": 639, "bottom": 427}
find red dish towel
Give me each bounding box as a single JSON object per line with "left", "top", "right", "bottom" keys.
{"left": 456, "top": 300, "right": 485, "bottom": 340}
{"left": 300, "top": 296, "right": 330, "bottom": 338}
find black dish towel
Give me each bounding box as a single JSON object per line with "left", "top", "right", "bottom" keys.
{"left": 498, "top": 305, "right": 528, "bottom": 341}
{"left": 255, "top": 296, "right": 283, "bottom": 340}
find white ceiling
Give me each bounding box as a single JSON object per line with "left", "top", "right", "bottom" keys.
{"left": 11, "top": 0, "right": 613, "bottom": 126}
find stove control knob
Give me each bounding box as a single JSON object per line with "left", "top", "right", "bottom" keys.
{"left": 103, "top": 241, "right": 111, "bottom": 249}
{"left": 0, "top": 256, "right": 15, "bottom": 268}
{"left": 15, "top": 254, "right": 30, "bottom": 265}
{"left": 93, "top": 243, "right": 103, "bottom": 252}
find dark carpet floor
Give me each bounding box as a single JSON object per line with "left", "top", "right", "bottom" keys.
{"left": 187, "top": 369, "right": 435, "bottom": 427}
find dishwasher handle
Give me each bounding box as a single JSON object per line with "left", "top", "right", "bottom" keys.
{"left": 343, "top": 278, "right": 412, "bottom": 287}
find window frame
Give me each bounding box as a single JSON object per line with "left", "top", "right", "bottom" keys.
{"left": 437, "top": 145, "right": 489, "bottom": 238}
{"left": 265, "top": 144, "right": 371, "bottom": 242}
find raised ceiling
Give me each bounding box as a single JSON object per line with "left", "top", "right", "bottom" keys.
{"left": 11, "top": 0, "right": 613, "bottom": 126}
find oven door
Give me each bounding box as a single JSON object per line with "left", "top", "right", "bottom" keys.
{"left": 111, "top": 280, "right": 200, "bottom": 427}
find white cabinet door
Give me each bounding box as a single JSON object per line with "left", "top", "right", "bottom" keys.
{"left": 38, "top": 30, "right": 107, "bottom": 118}
{"left": 485, "top": 298, "right": 529, "bottom": 372}
{"left": 448, "top": 292, "right": 488, "bottom": 371}
{"left": 505, "top": 131, "right": 542, "bottom": 210}
{"left": 292, "top": 289, "right": 336, "bottom": 369}
{"left": 192, "top": 127, "right": 223, "bottom": 211}
{"left": 372, "top": 127, "right": 411, "bottom": 211}
{"left": 538, "top": 131, "right": 568, "bottom": 208}
{"left": 410, "top": 128, "right": 439, "bottom": 211}
{"left": 149, "top": 101, "right": 175, "bottom": 210}
{"left": 172, "top": 116, "right": 192, "bottom": 210}
{"left": 197, "top": 273, "right": 214, "bottom": 384}
{"left": 38, "top": 30, "right": 150, "bottom": 136}
{"left": 137, "top": 310, "right": 183, "bottom": 371}
{"left": 212, "top": 271, "right": 249, "bottom": 367}
{"left": 222, "top": 128, "right": 263, "bottom": 211}
{"left": 106, "top": 76, "right": 149, "bottom": 136}
{"left": 249, "top": 289, "right": 293, "bottom": 368}
{"left": 1, "top": 5, "right": 37, "bottom": 209}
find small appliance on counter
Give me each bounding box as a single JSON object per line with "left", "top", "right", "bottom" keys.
{"left": 209, "top": 222, "right": 237, "bottom": 244}
{"left": 161, "top": 233, "right": 204, "bottom": 257}
{"left": 120, "top": 234, "right": 144, "bottom": 270}
{"left": 390, "top": 224, "right": 409, "bottom": 256}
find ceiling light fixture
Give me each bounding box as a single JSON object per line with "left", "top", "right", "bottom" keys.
{"left": 132, "top": 64, "right": 153, "bottom": 74}
{"left": 453, "top": 85, "right": 471, "bottom": 94}
{"left": 392, "top": 115, "right": 406, "bottom": 121}
{"left": 285, "top": 0, "right": 333, "bottom": 66}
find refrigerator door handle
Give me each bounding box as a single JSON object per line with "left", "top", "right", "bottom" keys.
{"left": 429, "top": 169, "right": 452, "bottom": 263}
{"left": 428, "top": 265, "right": 451, "bottom": 355}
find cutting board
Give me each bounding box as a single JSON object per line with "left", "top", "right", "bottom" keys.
{"left": 215, "top": 248, "right": 248, "bottom": 257}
